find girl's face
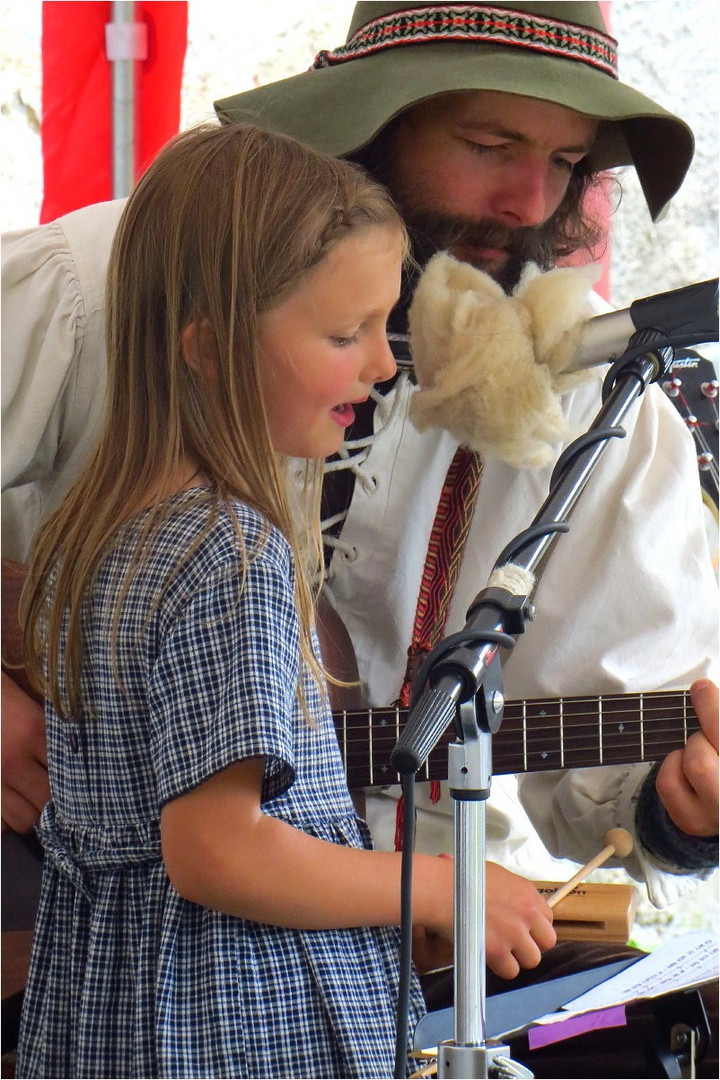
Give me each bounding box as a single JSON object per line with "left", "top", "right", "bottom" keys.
{"left": 257, "top": 225, "right": 402, "bottom": 459}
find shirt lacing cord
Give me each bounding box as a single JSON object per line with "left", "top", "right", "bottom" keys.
{"left": 321, "top": 376, "right": 410, "bottom": 568}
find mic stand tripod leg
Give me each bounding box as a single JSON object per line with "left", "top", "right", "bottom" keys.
{"left": 437, "top": 699, "right": 533, "bottom": 1080}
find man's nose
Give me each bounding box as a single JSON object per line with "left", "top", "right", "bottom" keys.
{"left": 488, "top": 158, "right": 553, "bottom": 228}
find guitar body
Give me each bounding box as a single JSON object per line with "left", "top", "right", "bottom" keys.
{"left": 1, "top": 559, "right": 45, "bottom": 1055}
{"left": 316, "top": 594, "right": 367, "bottom": 817}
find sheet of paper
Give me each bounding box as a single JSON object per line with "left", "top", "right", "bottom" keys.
{"left": 534, "top": 932, "right": 718, "bottom": 1025}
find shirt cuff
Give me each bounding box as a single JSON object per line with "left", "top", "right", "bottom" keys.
{"left": 635, "top": 763, "right": 719, "bottom": 872}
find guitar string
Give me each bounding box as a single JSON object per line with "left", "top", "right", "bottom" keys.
{"left": 339, "top": 728, "right": 689, "bottom": 773}
{"left": 335, "top": 712, "right": 693, "bottom": 752}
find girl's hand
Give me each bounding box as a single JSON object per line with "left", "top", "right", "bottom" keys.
{"left": 411, "top": 925, "right": 453, "bottom": 974}
{"left": 484, "top": 862, "right": 556, "bottom": 980}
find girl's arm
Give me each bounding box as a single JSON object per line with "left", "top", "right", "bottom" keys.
{"left": 160, "top": 756, "right": 555, "bottom": 979}
{"left": 161, "top": 757, "right": 449, "bottom": 930}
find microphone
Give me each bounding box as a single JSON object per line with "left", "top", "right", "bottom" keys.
{"left": 390, "top": 278, "right": 719, "bottom": 374}
{"left": 566, "top": 278, "right": 719, "bottom": 372}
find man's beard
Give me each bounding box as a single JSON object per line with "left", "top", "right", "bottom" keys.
{"left": 403, "top": 208, "right": 556, "bottom": 293}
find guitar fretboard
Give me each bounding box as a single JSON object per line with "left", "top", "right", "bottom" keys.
{"left": 333, "top": 689, "right": 696, "bottom": 788}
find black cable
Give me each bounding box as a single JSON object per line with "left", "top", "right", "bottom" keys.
{"left": 394, "top": 773, "right": 417, "bottom": 1079}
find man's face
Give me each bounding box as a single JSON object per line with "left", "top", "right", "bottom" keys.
{"left": 382, "top": 89, "right": 598, "bottom": 290}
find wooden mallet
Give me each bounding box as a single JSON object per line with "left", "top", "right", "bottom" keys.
{"left": 547, "top": 827, "right": 634, "bottom": 909}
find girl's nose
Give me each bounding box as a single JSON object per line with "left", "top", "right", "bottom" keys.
{"left": 367, "top": 335, "right": 398, "bottom": 385}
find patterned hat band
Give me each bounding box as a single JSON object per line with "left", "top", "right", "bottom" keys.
{"left": 313, "top": 2, "right": 618, "bottom": 79}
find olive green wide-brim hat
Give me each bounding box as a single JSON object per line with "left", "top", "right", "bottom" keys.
{"left": 215, "top": 1, "right": 694, "bottom": 222}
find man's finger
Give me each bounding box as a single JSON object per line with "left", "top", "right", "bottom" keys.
{"left": 689, "top": 679, "right": 719, "bottom": 752}
{"left": 1, "top": 787, "right": 44, "bottom": 834}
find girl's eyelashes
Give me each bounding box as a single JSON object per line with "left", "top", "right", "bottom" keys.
{"left": 330, "top": 334, "right": 359, "bottom": 347}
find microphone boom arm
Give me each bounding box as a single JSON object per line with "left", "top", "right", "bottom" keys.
{"left": 390, "top": 327, "right": 705, "bottom": 1079}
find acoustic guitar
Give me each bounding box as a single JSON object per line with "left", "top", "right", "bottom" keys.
{"left": 317, "top": 597, "right": 699, "bottom": 790}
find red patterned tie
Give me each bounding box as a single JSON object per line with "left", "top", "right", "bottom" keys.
{"left": 395, "top": 445, "right": 484, "bottom": 849}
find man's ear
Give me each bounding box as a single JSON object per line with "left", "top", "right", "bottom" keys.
{"left": 180, "top": 319, "right": 219, "bottom": 379}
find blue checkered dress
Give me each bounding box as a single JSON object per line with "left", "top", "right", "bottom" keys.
{"left": 16, "top": 493, "right": 425, "bottom": 1079}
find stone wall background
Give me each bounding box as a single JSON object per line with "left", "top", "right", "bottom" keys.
{"left": 1, "top": 0, "right": 718, "bottom": 949}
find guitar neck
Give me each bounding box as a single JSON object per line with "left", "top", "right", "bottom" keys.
{"left": 333, "top": 689, "right": 696, "bottom": 789}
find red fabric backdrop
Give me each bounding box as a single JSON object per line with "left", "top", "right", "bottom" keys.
{"left": 40, "top": 1, "right": 188, "bottom": 223}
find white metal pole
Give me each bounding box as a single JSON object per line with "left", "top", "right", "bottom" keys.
{"left": 105, "top": 1, "right": 147, "bottom": 198}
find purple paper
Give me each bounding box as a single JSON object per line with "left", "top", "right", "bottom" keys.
{"left": 528, "top": 1005, "right": 627, "bottom": 1049}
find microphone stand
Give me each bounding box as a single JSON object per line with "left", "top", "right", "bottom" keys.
{"left": 391, "top": 330, "right": 689, "bottom": 1078}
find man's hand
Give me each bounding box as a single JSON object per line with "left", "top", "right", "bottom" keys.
{"left": 655, "top": 679, "right": 719, "bottom": 837}
{"left": 2, "top": 671, "right": 49, "bottom": 833}
{"left": 2, "top": 558, "right": 49, "bottom": 833}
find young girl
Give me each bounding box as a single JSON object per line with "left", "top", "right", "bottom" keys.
{"left": 15, "top": 122, "right": 449, "bottom": 1080}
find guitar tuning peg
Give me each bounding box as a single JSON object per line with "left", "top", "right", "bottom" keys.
{"left": 685, "top": 414, "right": 699, "bottom": 428}
{"left": 701, "top": 380, "right": 719, "bottom": 399}
{"left": 662, "top": 377, "right": 682, "bottom": 397}
{"left": 698, "top": 452, "right": 714, "bottom": 471}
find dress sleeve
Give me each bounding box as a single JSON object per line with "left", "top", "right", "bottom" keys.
{"left": 148, "top": 553, "right": 301, "bottom": 809}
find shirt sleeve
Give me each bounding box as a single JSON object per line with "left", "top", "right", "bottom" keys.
{"left": 515, "top": 382, "right": 719, "bottom": 905}
{"left": 1, "top": 200, "right": 126, "bottom": 560}
{"left": 148, "top": 551, "right": 301, "bottom": 810}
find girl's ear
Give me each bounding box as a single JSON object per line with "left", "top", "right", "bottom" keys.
{"left": 180, "top": 319, "right": 219, "bottom": 379}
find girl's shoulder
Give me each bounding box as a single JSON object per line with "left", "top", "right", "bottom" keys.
{"left": 104, "top": 491, "right": 294, "bottom": 618}
{"left": 153, "top": 489, "right": 292, "bottom": 575}
{"left": 89, "top": 491, "right": 298, "bottom": 644}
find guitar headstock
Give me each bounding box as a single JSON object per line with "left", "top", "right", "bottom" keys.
{"left": 662, "top": 348, "right": 719, "bottom": 572}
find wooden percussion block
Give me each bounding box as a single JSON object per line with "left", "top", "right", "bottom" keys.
{"left": 533, "top": 880, "right": 638, "bottom": 944}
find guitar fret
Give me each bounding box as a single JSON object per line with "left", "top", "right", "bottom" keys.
{"left": 640, "top": 694, "right": 644, "bottom": 761}
{"left": 559, "top": 697, "right": 564, "bottom": 769}
{"left": 368, "top": 709, "right": 373, "bottom": 786}
{"left": 598, "top": 696, "right": 603, "bottom": 765}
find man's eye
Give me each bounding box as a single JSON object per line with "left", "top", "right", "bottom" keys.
{"left": 464, "top": 140, "right": 504, "bottom": 155}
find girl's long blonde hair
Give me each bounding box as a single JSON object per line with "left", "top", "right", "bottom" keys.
{"left": 21, "top": 122, "right": 407, "bottom": 718}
